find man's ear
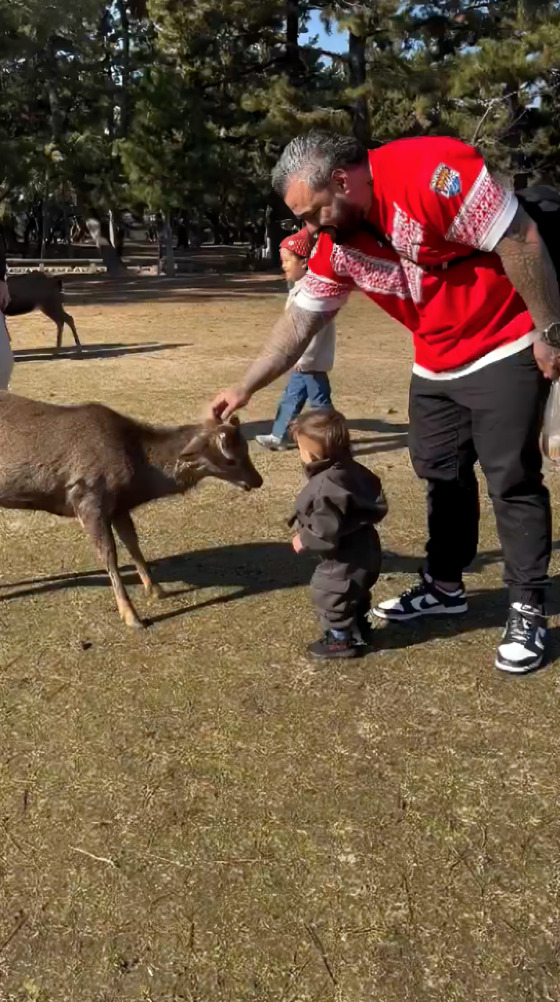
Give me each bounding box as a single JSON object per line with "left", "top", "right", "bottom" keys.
{"left": 331, "top": 167, "right": 348, "bottom": 192}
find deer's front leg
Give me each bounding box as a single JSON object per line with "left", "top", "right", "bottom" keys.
{"left": 112, "top": 511, "right": 165, "bottom": 600}
{"left": 73, "top": 495, "right": 144, "bottom": 628}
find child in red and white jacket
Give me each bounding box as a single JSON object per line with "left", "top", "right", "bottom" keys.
{"left": 256, "top": 227, "right": 336, "bottom": 451}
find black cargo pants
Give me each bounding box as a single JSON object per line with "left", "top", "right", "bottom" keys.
{"left": 409, "top": 347, "right": 551, "bottom": 608}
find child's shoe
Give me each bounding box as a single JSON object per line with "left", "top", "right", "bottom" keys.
{"left": 307, "top": 630, "right": 360, "bottom": 660}
{"left": 354, "top": 614, "right": 373, "bottom": 646}
{"left": 255, "top": 434, "right": 288, "bottom": 452}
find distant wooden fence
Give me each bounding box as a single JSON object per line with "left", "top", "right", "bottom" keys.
{"left": 6, "top": 245, "right": 257, "bottom": 276}
{"left": 7, "top": 258, "right": 107, "bottom": 275}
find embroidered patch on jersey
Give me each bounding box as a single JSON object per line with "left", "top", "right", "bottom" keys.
{"left": 430, "top": 163, "right": 461, "bottom": 199}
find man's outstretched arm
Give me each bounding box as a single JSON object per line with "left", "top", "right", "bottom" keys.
{"left": 496, "top": 203, "right": 560, "bottom": 379}
{"left": 212, "top": 303, "right": 338, "bottom": 418}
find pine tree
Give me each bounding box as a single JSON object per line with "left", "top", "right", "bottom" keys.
{"left": 394, "top": 0, "right": 560, "bottom": 180}
{"left": 121, "top": 0, "right": 344, "bottom": 262}
{"left": 3, "top": 0, "right": 560, "bottom": 260}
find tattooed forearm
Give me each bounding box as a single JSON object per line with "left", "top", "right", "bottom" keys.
{"left": 496, "top": 204, "right": 560, "bottom": 332}
{"left": 242, "top": 303, "right": 338, "bottom": 395}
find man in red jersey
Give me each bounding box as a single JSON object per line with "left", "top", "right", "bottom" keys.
{"left": 212, "top": 132, "right": 560, "bottom": 673}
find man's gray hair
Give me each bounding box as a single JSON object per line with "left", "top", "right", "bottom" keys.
{"left": 271, "top": 131, "right": 367, "bottom": 197}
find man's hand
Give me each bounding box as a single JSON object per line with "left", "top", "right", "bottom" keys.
{"left": 211, "top": 385, "right": 251, "bottom": 420}
{"left": 0, "top": 280, "right": 10, "bottom": 313}
{"left": 292, "top": 532, "right": 304, "bottom": 554}
{"left": 533, "top": 338, "right": 560, "bottom": 380}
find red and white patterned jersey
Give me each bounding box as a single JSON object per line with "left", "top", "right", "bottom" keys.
{"left": 296, "top": 137, "right": 534, "bottom": 376}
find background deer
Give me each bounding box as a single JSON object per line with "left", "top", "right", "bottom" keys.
{"left": 5, "top": 274, "right": 81, "bottom": 352}
{"left": 0, "top": 392, "right": 262, "bottom": 627}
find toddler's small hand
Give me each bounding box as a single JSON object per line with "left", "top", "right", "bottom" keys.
{"left": 292, "top": 533, "right": 304, "bottom": 554}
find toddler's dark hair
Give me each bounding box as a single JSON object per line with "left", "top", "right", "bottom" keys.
{"left": 290, "top": 409, "right": 351, "bottom": 460}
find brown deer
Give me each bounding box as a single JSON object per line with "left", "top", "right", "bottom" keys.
{"left": 0, "top": 392, "right": 262, "bottom": 627}
{"left": 5, "top": 274, "right": 81, "bottom": 352}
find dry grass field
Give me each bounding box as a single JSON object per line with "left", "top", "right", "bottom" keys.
{"left": 1, "top": 273, "right": 560, "bottom": 1002}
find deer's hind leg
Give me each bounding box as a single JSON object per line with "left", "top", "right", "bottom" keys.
{"left": 40, "top": 303, "right": 65, "bottom": 352}
{"left": 72, "top": 493, "right": 144, "bottom": 628}
{"left": 63, "top": 310, "right": 81, "bottom": 350}
{"left": 113, "top": 511, "right": 165, "bottom": 600}
{"left": 41, "top": 303, "right": 81, "bottom": 353}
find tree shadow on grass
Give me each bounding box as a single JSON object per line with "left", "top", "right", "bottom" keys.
{"left": 383, "top": 540, "right": 560, "bottom": 592}
{"left": 62, "top": 274, "right": 286, "bottom": 307}
{"left": 1, "top": 540, "right": 559, "bottom": 664}
{"left": 371, "top": 586, "right": 560, "bottom": 676}
{"left": 0, "top": 543, "right": 315, "bottom": 625}
{"left": 12, "top": 342, "right": 192, "bottom": 363}
{"left": 244, "top": 417, "right": 409, "bottom": 458}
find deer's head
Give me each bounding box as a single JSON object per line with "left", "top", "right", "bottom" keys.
{"left": 175, "top": 416, "right": 263, "bottom": 491}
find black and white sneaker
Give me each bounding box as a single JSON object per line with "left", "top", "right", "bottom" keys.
{"left": 495, "top": 604, "right": 548, "bottom": 674}
{"left": 372, "top": 571, "right": 468, "bottom": 622}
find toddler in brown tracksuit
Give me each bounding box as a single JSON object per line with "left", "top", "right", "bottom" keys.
{"left": 289, "top": 409, "right": 387, "bottom": 660}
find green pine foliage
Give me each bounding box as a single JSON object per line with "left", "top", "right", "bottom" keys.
{"left": 1, "top": 0, "right": 560, "bottom": 244}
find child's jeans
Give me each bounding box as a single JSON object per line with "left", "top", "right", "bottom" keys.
{"left": 271, "top": 371, "right": 332, "bottom": 441}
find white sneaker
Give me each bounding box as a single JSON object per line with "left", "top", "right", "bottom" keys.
{"left": 495, "top": 603, "right": 547, "bottom": 673}
{"left": 255, "top": 434, "right": 287, "bottom": 451}
{"left": 372, "top": 571, "right": 468, "bottom": 622}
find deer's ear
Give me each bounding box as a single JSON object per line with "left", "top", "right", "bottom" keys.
{"left": 218, "top": 429, "right": 236, "bottom": 460}
{"left": 180, "top": 433, "right": 205, "bottom": 456}
{"left": 227, "top": 414, "right": 240, "bottom": 428}
{"left": 203, "top": 414, "right": 220, "bottom": 429}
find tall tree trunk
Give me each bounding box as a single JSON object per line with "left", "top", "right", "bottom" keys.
{"left": 348, "top": 28, "right": 371, "bottom": 145}
{"left": 108, "top": 208, "right": 126, "bottom": 260}
{"left": 42, "top": 41, "right": 60, "bottom": 261}
{"left": 177, "top": 212, "right": 189, "bottom": 250}
{"left": 265, "top": 201, "right": 284, "bottom": 268}
{"left": 62, "top": 198, "right": 72, "bottom": 257}
{"left": 116, "top": 0, "right": 130, "bottom": 138}
{"left": 23, "top": 214, "right": 35, "bottom": 257}
{"left": 503, "top": 87, "right": 528, "bottom": 176}
{"left": 100, "top": 5, "right": 115, "bottom": 139}
{"left": 163, "top": 213, "right": 175, "bottom": 276}
{"left": 286, "top": 0, "right": 303, "bottom": 86}
{"left": 109, "top": 209, "right": 116, "bottom": 247}
{"left": 86, "top": 216, "right": 128, "bottom": 276}
{"left": 40, "top": 179, "right": 49, "bottom": 260}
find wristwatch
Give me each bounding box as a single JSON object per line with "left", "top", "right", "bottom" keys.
{"left": 542, "top": 322, "right": 560, "bottom": 349}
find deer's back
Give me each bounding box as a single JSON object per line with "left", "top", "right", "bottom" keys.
{"left": 5, "top": 274, "right": 61, "bottom": 316}
{"left": 0, "top": 392, "right": 142, "bottom": 513}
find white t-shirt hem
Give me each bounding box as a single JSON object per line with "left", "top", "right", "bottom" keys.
{"left": 295, "top": 289, "right": 347, "bottom": 313}
{"left": 412, "top": 330, "right": 536, "bottom": 381}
